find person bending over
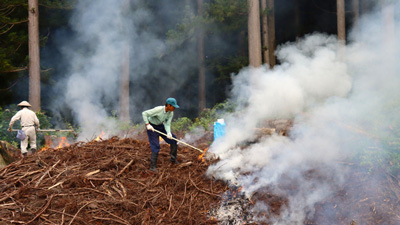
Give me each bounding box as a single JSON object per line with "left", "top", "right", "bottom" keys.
{"left": 142, "top": 98, "right": 180, "bottom": 172}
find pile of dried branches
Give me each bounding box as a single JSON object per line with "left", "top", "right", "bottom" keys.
{"left": 0, "top": 137, "right": 228, "bottom": 224}
{"left": 2, "top": 129, "right": 400, "bottom": 225}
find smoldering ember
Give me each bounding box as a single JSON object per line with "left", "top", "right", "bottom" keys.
{"left": 1, "top": 126, "right": 400, "bottom": 225}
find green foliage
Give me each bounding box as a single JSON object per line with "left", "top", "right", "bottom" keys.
{"left": 165, "top": 4, "right": 199, "bottom": 50}
{"left": 211, "top": 55, "right": 248, "bottom": 82}
{"left": 172, "top": 100, "right": 236, "bottom": 132}
{"left": 0, "top": 107, "right": 20, "bottom": 146}
{"left": 0, "top": 106, "right": 54, "bottom": 148}
{"left": 166, "top": 0, "right": 247, "bottom": 46}
{"left": 204, "top": 0, "right": 247, "bottom": 32}
{"left": 165, "top": 0, "right": 248, "bottom": 104}
{"left": 0, "top": 1, "right": 29, "bottom": 73}
{"left": 0, "top": 0, "right": 75, "bottom": 105}
{"left": 172, "top": 117, "right": 193, "bottom": 132}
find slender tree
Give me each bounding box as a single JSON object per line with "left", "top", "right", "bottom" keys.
{"left": 267, "top": 0, "right": 276, "bottom": 67}
{"left": 260, "top": 0, "right": 270, "bottom": 65}
{"left": 247, "top": 0, "right": 262, "bottom": 67}
{"left": 119, "top": 46, "right": 130, "bottom": 122}
{"left": 197, "top": 0, "right": 206, "bottom": 114}
{"left": 119, "top": 0, "right": 131, "bottom": 122}
{"left": 119, "top": 45, "right": 130, "bottom": 122}
{"left": 337, "top": 0, "right": 346, "bottom": 44}
{"left": 353, "top": 0, "right": 360, "bottom": 27}
{"left": 28, "top": 0, "right": 40, "bottom": 111}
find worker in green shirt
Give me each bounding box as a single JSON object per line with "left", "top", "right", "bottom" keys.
{"left": 142, "top": 98, "right": 179, "bottom": 172}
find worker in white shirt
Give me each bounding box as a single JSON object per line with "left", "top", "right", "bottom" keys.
{"left": 8, "top": 101, "right": 40, "bottom": 157}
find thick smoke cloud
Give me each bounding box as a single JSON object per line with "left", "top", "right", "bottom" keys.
{"left": 50, "top": 0, "right": 195, "bottom": 139}
{"left": 207, "top": 3, "right": 399, "bottom": 224}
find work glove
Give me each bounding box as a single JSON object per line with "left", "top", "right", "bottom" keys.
{"left": 167, "top": 132, "right": 172, "bottom": 139}
{"left": 7, "top": 127, "right": 12, "bottom": 132}
{"left": 146, "top": 124, "right": 154, "bottom": 132}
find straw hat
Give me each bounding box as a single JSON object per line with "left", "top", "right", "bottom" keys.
{"left": 17, "top": 101, "right": 32, "bottom": 107}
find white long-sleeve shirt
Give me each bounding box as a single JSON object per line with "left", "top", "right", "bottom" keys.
{"left": 9, "top": 108, "right": 40, "bottom": 128}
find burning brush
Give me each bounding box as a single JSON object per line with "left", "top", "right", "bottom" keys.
{"left": 40, "top": 135, "right": 71, "bottom": 151}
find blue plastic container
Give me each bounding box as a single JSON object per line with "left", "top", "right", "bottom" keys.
{"left": 213, "top": 119, "right": 226, "bottom": 140}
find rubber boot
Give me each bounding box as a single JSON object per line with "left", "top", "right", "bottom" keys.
{"left": 28, "top": 148, "right": 36, "bottom": 155}
{"left": 170, "top": 144, "right": 179, "bottom": 164}
{"left": 149, "top": 152, "right": 158, "bottom": 172}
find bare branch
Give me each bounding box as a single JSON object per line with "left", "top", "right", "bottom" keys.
{"left": 0, "top": 24, "right": 14, "bottom": 35}
{"left": 0, "top": 67, "right": 28, "bottom": 74}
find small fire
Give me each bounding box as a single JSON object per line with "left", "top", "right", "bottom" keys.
{"left": 40, "top": 136, "right": 70, "bottom": 152}
{"left": 94, "top": 131, "right": 105, "bottom": 141}
{"left": 198, "top": 148, "right": 208, "bottom": 162}
{"left": 56, "top": 137, "right": 69, "bottom": 149}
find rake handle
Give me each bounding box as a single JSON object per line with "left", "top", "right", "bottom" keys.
{"left": 152, "top": 129, "right": 204, "bottom": 153}
{"left": 11, "top": 129, "right": 74, "bottom": 132}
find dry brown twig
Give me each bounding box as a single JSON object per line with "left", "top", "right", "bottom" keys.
{"left": 26, "top": 195, "right": 54, "bottom": 224}
{"left": 35, "top": 160, "right": 61, "bottom": 188}
{"left": 172, "top": 180, "right": 188, "bottom": 218}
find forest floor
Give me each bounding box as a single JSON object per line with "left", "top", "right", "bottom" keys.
{"left": 0, "top": 129, "right": 400, "bottom": 225}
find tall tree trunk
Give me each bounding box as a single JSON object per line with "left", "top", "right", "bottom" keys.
{"left": 119, "top": 0, "right": 131, "bottom": 122}
{"left": 28, "top": 0, "right": 40, "bottom": 111}
{"left": 260, "top": 0, "right": 270, "bottom": 65}
{"left": 352, "top": 0, "right": 360, "bottom": 38}
{"left": 248, "top": 0, "right": 262, "bottom": 67}
{"left": 197, "top": 0, "right": 206, "bottom": 114}
{"left": 337, "top": 0, "right": 346, "bottom": 44}
{"left": 267, "top": 0, "right": 276, "bottom": 67}
{"left": 119, "top": 47, "right": 130, "bottom": 122}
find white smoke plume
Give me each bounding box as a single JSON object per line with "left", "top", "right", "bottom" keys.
{"left": 208, "top": 2, "right": 399, "bottom": 224}
{"left": 50, "top": 0, "right": 193, "bottom": 140}
{"left": 51, "top": 0, "right": 139, "bottom": 140}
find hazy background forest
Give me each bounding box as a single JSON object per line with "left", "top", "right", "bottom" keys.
{"left": 2, "top": 1, "right": 400, "bottom": 224}
{"left": 1, "top": 0, "right": 371, "bottom": 125}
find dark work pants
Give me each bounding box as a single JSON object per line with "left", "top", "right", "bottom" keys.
{"left": 147, "top": 123, "right": 177, "bottom": 153}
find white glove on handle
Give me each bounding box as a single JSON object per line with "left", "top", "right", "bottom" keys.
{"left": 167, "top": 132, "right": 172, "bottom": 139}
{"left": 146, "top": 124, "right": 154, "bottom": 132}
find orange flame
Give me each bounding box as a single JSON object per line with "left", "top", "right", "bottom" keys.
{"left": 56, "top": 137, "right": 69, "bottom": 149}
{"left": 94, "top": 131, "right": 105, "bottom": 141}
{"left": 198, "top": 148, "right": 208, "bottom": 162}
{"left": 40, "top": 136, "right": 70, "bottom": 152}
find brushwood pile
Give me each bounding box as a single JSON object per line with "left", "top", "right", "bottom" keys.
{"left": 0, "top": 137, "right": 228, "bottom": 224}
{"left": 1, "top": 129, "right": 400, "bottom": 224}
